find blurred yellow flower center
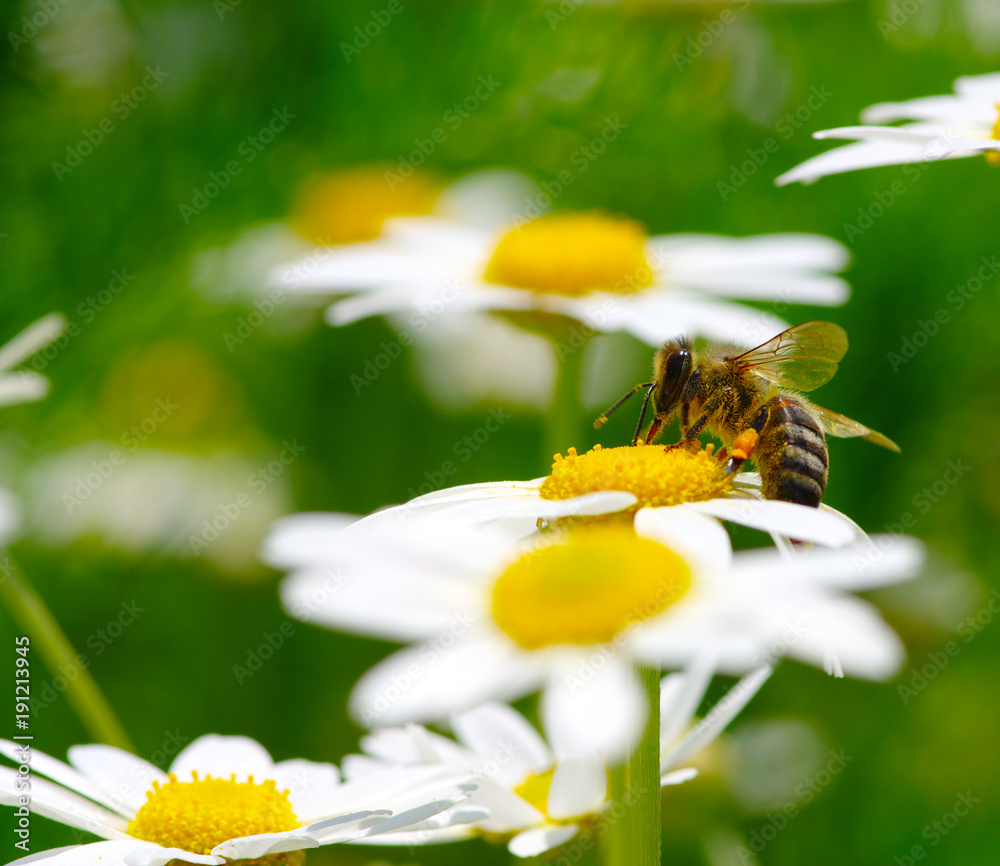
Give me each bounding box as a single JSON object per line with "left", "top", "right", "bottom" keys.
{"left": 127, "top": 772, "right": 299, "bottom": 856}
{"left": 540, "top": 443, "right": 732, "bottom": 510}
{"left": 292, "top": 167, "right": 439, "bottom": 243}
{"left": 492, "top": 526, "right": 691, "bottom": 649}
{"left": 987, "top": 105, "right": 1000, "bottom": 167}
{"left": 514, "top": 767, "right": 556, "bottom": 815}
{"left": 484, "top": 212, "right": 653, "bottom": 296}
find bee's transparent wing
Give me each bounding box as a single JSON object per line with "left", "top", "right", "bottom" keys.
{"left": 735, "top": 321, "right": 848, "bottom": 392}
{"left": 811, "top": 404, "right": 901, "bottom": 452}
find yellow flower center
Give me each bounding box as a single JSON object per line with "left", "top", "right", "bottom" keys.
{"left": 492, "top": 525, "right": 691, "bottom": 650}
{"left": 513, "top": 767, "right": 557, "bottom": 816}
{"left": 484, "top": 212, "right": 653, "bottom": 296}
{"left": 127, "top": 772, "right": 299, "bottom": 856}
{"left": 539, "top": 443, "right": 732, "bottom": 511}
{"left": 987, "top": 104, "right": 1000, "bottom": 167}
{"left": 291, "top": 167, "right": 439, "bottom": 243}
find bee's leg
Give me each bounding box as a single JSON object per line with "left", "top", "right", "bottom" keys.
{"left": 630, "top": 384, "right": 657, "bottom": 445}
{"left": 722, "top": 405, "right": 770, "bottom": 476}
{"left": 673, "top": 380, "right": 722, "bottom": 447}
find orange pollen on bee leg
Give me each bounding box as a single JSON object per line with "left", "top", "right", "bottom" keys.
{"left": 731, "top": 429, "right": 759, "bottom": 461}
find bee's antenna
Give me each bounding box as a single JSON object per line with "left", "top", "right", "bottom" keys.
{"left": 593, "top": 382, "right": 655, "bottom": 430}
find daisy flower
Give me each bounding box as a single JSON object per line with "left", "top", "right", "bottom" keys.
{"left": 776, "top": 72, "right": 1000, "bottom": 185}
{"left": 272, "top": 201, "right": 851, "bottom": 347}
{"left": 264, "top": 443, "right": 864, "bottom": 573}
{"left": 337, "top": 661, "right": 770, "bottom": 858}
{"left": 0, "top": 733, "right": 485, "bottom": 866}
{"left": 381, "top": 443, "right": 862, "bottom": 547}
{"left": 271, "top": 506, "right": 923, "bottom": 761}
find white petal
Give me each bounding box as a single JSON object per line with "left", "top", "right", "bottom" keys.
{"left": 460, "top": 778, "right": 545, "bottom": 833}
{"left": 776, "top": 137, "right": 956, "bottom": 186}
{"left": 564, "top": 290, "right": 788, "bottom": 348}
{"left": 211, "top": 831, "right": 318, "bottom": 859}
{"left": 669, "top": 272, "right": 849, "bottom": 306}
{"left": 813, "top": 124, "right": 948, "bottom": 144}
{"left": 451, "top": 702, "right": 553, "bottom": 786}
{"left": 508, "top": 824, "right": 580, "bottom": 857}
{"left": 66, "top": 746, "right": 166, "bottom": 814}
{"left": 434, "top": 169, "right": 541, "bottom": 230}
{"left": 382, "top": 216, "right": 492, "bottom": 259}
{"left": 0, "top": 372, "right": 51, "bottom": 407}
{"left": 953, "top": 71, "right": 1000, "bottom": 98}
{"left": 354, "top": 724, "right": 473, "bottom": 769}
{"left": 426, "top": 490, "right": 636, "bottom": 525}
{"left": 168, "top": 734, "right": 273, "bottom": 781}
{"left": 731, "top": 536, "right": 924, "bottom": 590}
{"left": 125, "top": 846, "right": 223, "bottom": 866}
{"left": 303, "top": 809, "right": 392, "bottom": 842}
{"left": 350, "top": 634, "right": 542, "bottom": 727}
{"left": 11, "top": 842, "right": 221, "bottom": 866}
{"left": 0, "top": 767, "right": 131, "bottom": 838}
{"left": 0, "top": 740, "right": 129, "bottom": 816}
{"left": 5, "top": 845, "right": 83, "bottom": 866}
{"left": 547, "top": 754, "right": 606, "bottom": 819}
{"left": 325, "top": 280, "right": 535, "bottom": 327}
{"left": 659, "top": 653, "right": 718, "bottom": 753}
{"left": 661, "top": 768, "right": 699, "bottom": 786}
{"left": 360, "top": 795, "right": 471, "bottom": 838}
{"left": 275, "top": 244, "right": 434, "bottom": 292}
{"left": 541, "top": 654, "right": 646, "bottom": 765}
{"left": 635, "top": 506, "right": 732, "bottom": 576}
{"left": 261, "top": 512, "right": 360, "bottom": 567}
{"left": 647, "top": 233, "right": 849, "bottom": 273}
{"left": 271, "top": 759, "right": 343, "bottom": 823}
{"left": 861, "top": 94, "right": 995, "bottom": 125}
{"left": 308, "top": 767, "right": 472, "bottom": 826}
{"left": 281, "top": 564, "right": 474, "bottom": 641}
{"left": 688, "top": 498, "right": 856, "bottom": 546}
{"left": 0, "top": 313, "right": 67, "bottom": 372}
{"left": 785, "top": 599, "right": 905, "bottom": 681}
{"left": 403, "top": 479, "right": 544, "bottom": 506}
{"left": 661, "top": 666, "right": 772, "bottom": 770}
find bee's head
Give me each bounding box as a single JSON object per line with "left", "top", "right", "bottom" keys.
{"left": 651, "top": 337, "right": 693, "bottom": 417}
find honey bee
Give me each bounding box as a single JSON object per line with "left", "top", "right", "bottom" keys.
{"left": 594, "top": 321, "right": 899, "bottom": 507}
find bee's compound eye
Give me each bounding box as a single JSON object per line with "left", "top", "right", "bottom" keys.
{"left": 663, "top": 348, "right": 691, "bottom": 387}
{"left": 654, "top": 344, "right": 692, "bottom": 414}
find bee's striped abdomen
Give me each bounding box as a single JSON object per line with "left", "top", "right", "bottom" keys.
{"left": 757, "top": 396, "right": 828, "bottom": 507}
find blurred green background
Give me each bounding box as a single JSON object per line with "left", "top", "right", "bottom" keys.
{"left": 2, "top": 0, "right": 999, "bottom": 863}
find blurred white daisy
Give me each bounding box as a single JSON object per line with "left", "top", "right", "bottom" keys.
{"left": 777, "top": 72, "right": 1000, "bottom": 185}
{"left": 270, "top": 507, "right": 922, "bottom": 761}
{"left": 339, "top": 663, "right": 770, "bottom": 858}
{"left": 0, "top": 733, "right": 484, "bottom": 866}
{"left": 272, "top": 203, "right": 850, "bottom": 347}
{"left": 193, "top": 168, "right": 558, "bottom": 409}
{"left": 302, "top": 443, "right": 864, "bottom": 550}
{"left": 23, "top": 445, "right": 291, "bottom": 574}
{"left": 194, "top": 167, "right": 540, "bottom": 303}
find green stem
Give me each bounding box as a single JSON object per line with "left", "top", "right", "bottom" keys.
{"left": 544, "top": 334, "right": 588, "bottom": 471}
{"left": 0, "top": 554, "right": 134, "bottom": 751}
{"left": 603, "top": 666, "right": 661, "bottom": 866}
